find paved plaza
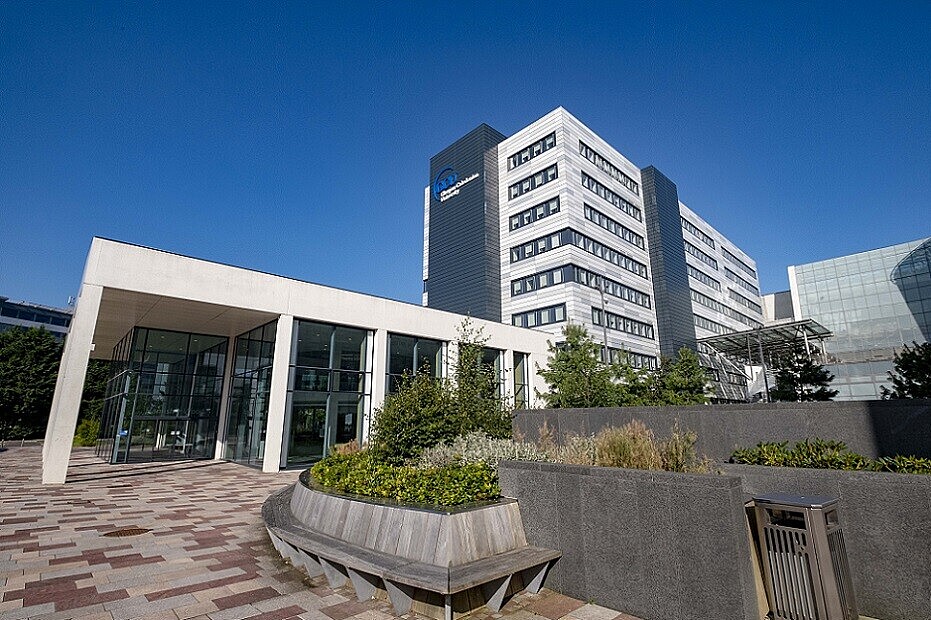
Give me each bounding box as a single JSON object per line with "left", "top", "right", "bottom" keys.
{"left": 0, "top": 446, "right": 637, "bottom": 620}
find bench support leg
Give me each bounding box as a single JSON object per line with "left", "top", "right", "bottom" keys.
{"left": 524, "top": 562, "right": 550, "bottom": 594}
{"left": 320, "top": 558, "right": 348, "bottom": 588}
{"left": 445, "top": 594, "right": 452, "bottom": 620}
{"left": 385, "top": 580, "right": 414, "bottom": 615}
{"left": 347, "top": 568, "right": 379, "bottom": 601}
{"left": 292, "top": 548, "right": 324, "bottom": 578}
{"left": 482, "top": 575, "right": 512, "bottom": 613}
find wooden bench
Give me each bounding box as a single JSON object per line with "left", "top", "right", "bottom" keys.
{"left": 263, "top": 483, "right": 560, "bottom": 620}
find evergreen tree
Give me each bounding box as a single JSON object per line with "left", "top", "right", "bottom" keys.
{"left": 647, "top": 348, "right": 710, "bottom": 406}
{"left": 0, "top": 327, "right": 63, "bottom": 442}
{"left": 769, "top": 345, "right": 838, "bottom": 402}
{"left": 536, "top": 324, "right": 644, "bottom": 408}
{"left": 881, "top": 341, "right": 931, "bottom": 399}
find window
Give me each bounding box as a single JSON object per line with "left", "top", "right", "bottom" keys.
{"left": 509, "top": 196, "right": 560, "bottom": 231}
{"left": 591, "top": 307, "right": 655, "bottom": 339}
{"left": 605, "top": 348, "right": 657, "bottom": 369}
{"left": 513, "top": 352, "right": 530, "bottom": 409}
{"left": 684, "top": 240, "right": 718, "bottom": 270}
{"left": 724, "top": 267, "right": 760, "bottom": 295}
{"left": 728, "top": 289, "right": 763, "bottom": 314}
{"left": 508, "top": 164, "right": 558, "bottom": 200}
{"left": 508, "top": 132, "right": 557, "bottom": 170}
{"left": 722, "top": 247, "right": 757, "bottom": 278}
{"left": 509, "top": 228, "right": 648, "bottom": 279}
{"left": 693, "top": 314, "right": 734, "bottom": 335}
{"left": 571, "top": 265, "right": 651, "bottom": 307}
{"left": 583, "top": 204, "right": 645, "bottom": 249}
{"left": 580, "top": 172, "right": 642, "bottom": 221}
{"left": 690, "top": 289, "right": 762, "bottom": 329}
{"left": 386, "top": 334, "right": 443, "bottom": 393}
{"left": 688, "top": 265, "right": 722, "bottom": 291}
{"left": 681, "top": 217, "right": 715, "bottom": 249}
{"left": 512, "top": 304, "right": 567, "bottom": 328}
{"left": 578, "top": 141, "right": 639, "bottom": 195}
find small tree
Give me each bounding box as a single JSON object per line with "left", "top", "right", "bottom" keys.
{"left": 536, "top": 324, "right": 645, "bottom": 408}
{"left": 881, "top": 341, "right": 931, "bottom": 399}
{"left": 769, "top": 345, "right": 838, "bottom": 402}
{"left": 647, "top": 348, "right": 709, "bottom": 406}
{"left": 0, "top": 327, "right": 63, "bottom": 443}
{"left": 450, "top": 320, "right": 511, "bottom": 438}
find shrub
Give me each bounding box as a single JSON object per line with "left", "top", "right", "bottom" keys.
{"left": 594, "top": 421, "right": 662, "bottom": 469}
{"left": 554, "top": 434, "right": 598, "bottom": 465}
{"left": 73, "top": 417, "right": 100, "bottom": 447}
{"left": 659, "top": 423, "right": 711, "bottom": 473}
{"left": 310, "top": 450, "right": 499, "bottom": 506}
{"left": 417, "top": 431, "right": 549, "bottom": 470}
{"left": 368, "top": 372, "right": 455, "bottom": 464}
{"left": 730, "top": 439, "right": 930, "bottom": 474}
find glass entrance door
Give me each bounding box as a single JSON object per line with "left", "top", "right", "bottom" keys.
{"left": 224, "top": 322, "right": 276, "bottom": 467}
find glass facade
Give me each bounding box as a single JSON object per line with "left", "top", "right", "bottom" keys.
{"left": 286, "top": 321, "right": 371, "bottom": 465}
{"left": 225, "top": 321, "right": 276, "bottom": 466}
{"left": 386, "top": 333, "right": 443, "bottom": 393}
{"left": 793, "top": 237, "right": 931, "bottom": 400}
{"left": 97, "top": 327, "right": 227, "bottom": 463}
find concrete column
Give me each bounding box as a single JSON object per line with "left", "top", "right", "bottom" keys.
{"left": 262, "top": 314, "right": 293, "bottom": 473}
{"left": 365, "top": 328, "right": 389, "bottom": 443}
{"left": 42, "top": 284, "right": 103, "bottom": 484}
{"left": 213, "top": 332, "right": 238, "bottom": 460}
{"left": 502, "top": 349, "right": 515, "bottom": 403}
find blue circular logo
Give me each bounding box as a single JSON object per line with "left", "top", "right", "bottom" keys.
{"left": 432, "top": 167, "right": 458, "bottom": 200}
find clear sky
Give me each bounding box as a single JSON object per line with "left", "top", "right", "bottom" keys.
{"left": 2, "top": 1, "right": 929, "bottom": 309}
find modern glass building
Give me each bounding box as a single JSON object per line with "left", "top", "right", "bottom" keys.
{"left": 787, "top": 237, "right": 931, "bottom": 399}
{"left": 42, "top": 238, "right": 553, "bottom": 483}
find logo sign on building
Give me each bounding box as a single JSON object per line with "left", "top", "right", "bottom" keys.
{"left": 432, "top": 167, "right": 479, "bottom": 203}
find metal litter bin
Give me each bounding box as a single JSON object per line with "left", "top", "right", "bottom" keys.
{"left": 753, "top": 494, "right": 857, "bottom": 620}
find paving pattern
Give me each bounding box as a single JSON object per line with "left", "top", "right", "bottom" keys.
{"left": 0, "top": 446, "right": 640, "bottom": 620}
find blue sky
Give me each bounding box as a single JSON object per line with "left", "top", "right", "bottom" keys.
{"left": 2, "top": 1, "right": 929, "bottom": 309}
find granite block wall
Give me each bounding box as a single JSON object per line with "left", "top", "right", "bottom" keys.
{"left": 498, "top": 460, "right": 761, "bottom": 620}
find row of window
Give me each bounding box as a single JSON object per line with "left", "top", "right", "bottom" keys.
{"left": 688, "top": 265, "right": 722, "bottom": 292}
{"left": 694, "top": 314, "right": 734, "bottom": 335}
{"left": 509, "top": 196, "right": 560, "bottom": 231}
{"left": 684, "top": 240, "right": 719, "bottom": 270}
{"left": 509, "top": 228, "right": 649, "bottom": 279}
{"left": 583, "top": 204, "right": 645, "bottom": 250}
{"left": 510, "top": 262, "right": 652, "bottom": 309}
{"left": 728, "top": 289, "right": 763, "bottom": 314}
{"left": 724, "top": 267, "right": 760, "bottom": 296}
{"left": 690, "top": 289, "right": 762, "bottom": 329}
{"left": 606, "top": 348, "right": 657, "bottom": 369}
{"left": 681, "top": 217, "right": 715, "bottom": 249}
{"left": 0, "top": 305, "right": 71, "bottom": 327}
{"left": 581, "top": 172, "right": 642, "bottom": 222}
{"left": 508, "top": 132, "right": 557, "bottom": 170}
{"left": 591, "top": 307, "right": 655, "bottom": 340}
{"left": 509, "top": 164, "right": 558, "bottom": 200}
{"left": 722, "top": 247, "right": 757, "bottom": 278}
{"left": 512, "top": 303, "right": 566, "bottom": 328}
{"left": 572, "top": 264, "right": 652, "bottom": 307}
{"left": 578, "top": 140, "right": 640, "bottom": 196}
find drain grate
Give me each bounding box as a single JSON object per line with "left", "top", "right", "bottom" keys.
{"left": 102, "top": 527, "right": 151, "bottom": 537}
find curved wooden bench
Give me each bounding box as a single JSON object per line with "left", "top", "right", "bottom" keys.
{"left": 262, "top": 482, "right": 560, "bottom": 620}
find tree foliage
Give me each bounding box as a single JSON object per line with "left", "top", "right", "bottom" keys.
{"left": 536, "top": 324, "right": 709, "bottom": 408}
{"left": 0, "top": 327, "right": 63, "bottom": 441}
{"left": 369, "top": 320, "right": 510, "bottom": 464}
{"left": 769, "top": 345, "right": 838, "bottom": 402}
{"left": 881, "top": 341, "right": 931, "bottom": 399}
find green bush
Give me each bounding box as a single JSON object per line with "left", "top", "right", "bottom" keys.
{"left": 73, "top": 417, "right": 100, "bottom": 447}
{"left": 730, "top": 439, "right": 931, "bottom": 474}
{"left": 310, "top": 450, "right": 500, "bottom": 507}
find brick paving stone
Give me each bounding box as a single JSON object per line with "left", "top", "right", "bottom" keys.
{"left": 0, "top": 445, "right": 639, "bottom": 620}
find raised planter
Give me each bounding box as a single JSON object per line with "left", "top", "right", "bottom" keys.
{"left": 263, "top": 474, "right": 560, "bottom": 620}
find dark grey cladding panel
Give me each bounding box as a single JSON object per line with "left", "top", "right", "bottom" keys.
{"left": 426, "top": 124, "right": 506, "bottom": 321}
{"left": 641, "top": 166, "right": 697, "bottom": 358}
